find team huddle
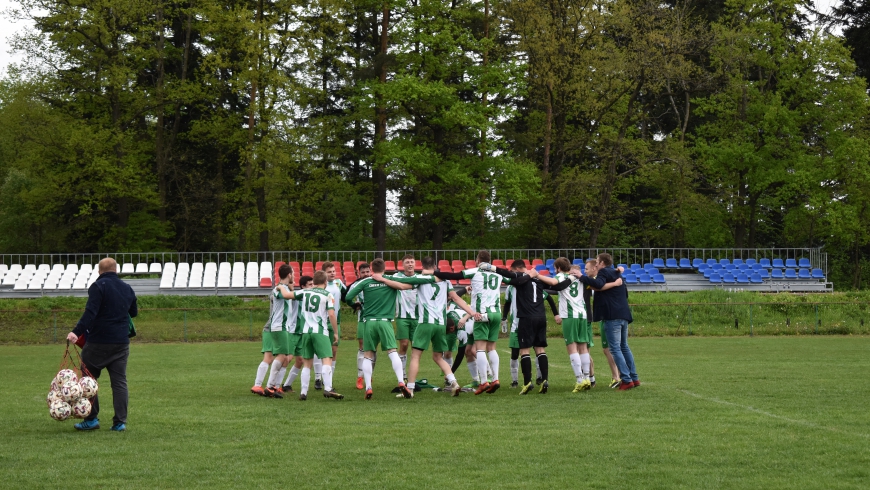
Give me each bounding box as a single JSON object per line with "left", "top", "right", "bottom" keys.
{"left": 250, "top": 251, "right": 641, "bottom": 401}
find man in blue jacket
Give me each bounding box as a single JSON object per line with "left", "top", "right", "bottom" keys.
{"left": 571, "top": 253, "right": 639, "bottom": 390}
{"left": 67, "top": 258, "right": 138, "bottom": 431}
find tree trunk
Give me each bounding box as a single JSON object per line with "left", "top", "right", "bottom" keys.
{"left": 155, "top": 1, "right": 167, "bottom": 223}
{"left": 373, "top": 2, "right": 390, "bottom": 252}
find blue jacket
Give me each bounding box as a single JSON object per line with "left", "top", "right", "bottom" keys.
{"left": 73, "top": 272, "right": 138, "bottom": 344}
{"left": 579, "top": 267, "right": 632, "bottom": 323}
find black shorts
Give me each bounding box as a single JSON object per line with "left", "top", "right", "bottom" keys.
{"left": 517, "top": 317, "right": 548, "bottom": 349}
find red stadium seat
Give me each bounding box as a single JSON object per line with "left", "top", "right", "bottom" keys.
{"left": 384, "top": 260, "right": 396, "bottom": 272}
{"left": 259, "top": 278, "right": 272, "bottom": 287}
{"left": 451, "top": 260, "right": 463, "bottom": 270}
{"left": 465, "top": 260, "right": 476, "bottom": 269}
{"left": 453, "top": 265, "right": 465, "bottom": 273}
{"left": 523, "top": 259, "right": 532, "bottom": 269}
{"left": 438, "top": 260, "right": 450, "bottom": 269}
{"left": 315, "top": 261, "right": 324, "bottom": 271}
{"left": 415, "top": 260, "right": 422, "bottom": 271}
{"left": 532, "top": 259, "right": 544, "bottom": 267}
{"left": 289, "top": 261, "right": 300, "bottom": 272}
{"left": 538, "top": 269, "right": 550, "bottom": 277}
{"left": 357, "top": 261, "right": 367, "bottom": 270}
{"left": 345, "top": 273, "right": 357, "bottom": 284}
{"left": 273, "top": 261, "right": 285, "bottom": 284}
{"left": 302, "top": 261, "right": 313, "bottom": 270}
{"left": 492, "top": 259, "right": 504, "bottom": 268}
{"left": 459, "top": 279, "right": 471, "bottom": 285}
{"left": 343, "top": 261, "right": 354, "bottom": 270}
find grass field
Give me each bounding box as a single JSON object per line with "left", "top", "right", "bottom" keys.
{"left": 2, "top": 337, "right": 869, "bottom": 488}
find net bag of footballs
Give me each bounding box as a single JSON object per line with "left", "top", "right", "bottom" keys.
{"left": 48, "top": 342, "right": 99, "bottom": 422}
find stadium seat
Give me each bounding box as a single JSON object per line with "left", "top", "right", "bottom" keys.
{"left": 638, "top": 274, "right": 652, "bottom": 284}
{"left": 666, "top": 258, "right": 678, "bottom": 268}
{"left": 572, "top": 259, "right": 583, "bottom": 266}
{"left": 697, "top": 263, "right": 709, "bottom": 273}
{"left": 811, "top": 268, "right": 825, "bottom": 279}
{"left": 630, "top": 264, "right": 642, "bottom": 272}
{"left": 231, "top": 262, "right": 245, "bottom": 288}
{"left": 705, "top": 259, "right": 717, "bottom": 267}
{"left": 0, "top": 264, "right": 6, "bottom": 275}
{"left": 711, "top": 263, "right": 723, "bottom": 270}
{"left": 415, "top": 260, "right": 423, "bottom": 271}
{"left": 259, "top": 278, "right": 272, "bottom": 287}
{"left": 174, "top": 263, "right": 190, "bottom": 288}
{"left": 315, "top": 261, "right": 324, "bottom": 271}
{"left": 452, "top": 264, "right": 464, "bottom": 273}
{"left": 2, "top": 270, "right": 19, "bottom": 286}
{"left": 439, "top": 260, "right": 452, "bottom": 269}
{"left": 798, "top": 268, "right": 811, "bottom": 279}
{"left": 342, "top": 261, "right": 354, "bottom": 270}
{"left": 451, "top": 260, "right": 463, "bottom": 270}
{"left": 245, "top": 262, "right": 258, "bottom": 288}
{"left": 722, "top": 273, "right": 736, "bottom": 284}
{"left": 736, "top": 264, "right": 749, "bottom": 271}
{"left": 216, "top": 263, "right": 231, "bottom": 288}
{"left": 188, "top": 263, "right": 203, "bottom": 288}
{"left": 770, "top": 269, "right": 783, "bottom": 280}
{"left": 749, "top": 273, "right": 763, "bottom": 283}
{"left": 384, "top": 260, "right": 397, "bottom": 272}
{"left": 202, "top": 263, "right": 217, "bottom": 288}
{"left": 121, "top": 263, "right": 135, "bottom": 274}
{"left": 9, "top": 264, "right": 22, "bottom": 272}
{"left": 535, "top": 264, "right": 547, "bottom": 272}
{"left": 532, "top": 259, "right": 544, "bottom": 267}
{"left": 462, "top": 260, "right": 475, "bottom": 269}
{"left": 745, "top": 258, "right": 757, "bottom": 266}
{"left": 50, "top": 264, "right": 64, "bottom": 273}
{"left": 616, "top": 263, "right": 628, "bottom": 271}
{"left": 719, "top": 259, "right": 731, "bottom": 266}
{"left": 135, "top": 263, "right": 148, "bottom": 274}
{"left": 23, "top": 265, "right": 35, "bottom": 272}
{"left": 149, "top": 263, "right": 162, "bottom": 274}
{"left": 36, "top": 264, "right": 49, "bottom": 272}
{"left": 57, "top": 278, "right": 72, "bottom": 290}
{"left": 653, "top": 258, "right": 665, "bottom": 268}
{"left": 652, "top": 273, "right": 666, "bottom": 284}
{"left": 692, "top": 258, "right": 703, "bottom": 268}
{"left": 160, "top": 263, "right": 176, "bottom": 288}
{"left": 539, "top": 270, "right": 550, "bottom": 277}
{"left": 646, "top": 267, "right": 659, "bottom": 275}
{"left": 732, "top": 259, "right": 744, "bottom": 267}
{"left": 708, "top": 273, "right": 722, "bottom": 283}
{"left": 736, "top": 273, "right": 749, "bottom": 284}
{"left": 724, "top": 264, "right": 736, "bottom": 271}
{"left": 523, "top": 259, "right": 532, "bottom": 269}
{"left": 547, "top": 266, "right": 556, "bottom": 275}
{"left": 624, "top": 274, "right": 638, "bottom": 284}
{"left": 784, "top": 268, "right": 797, "bottom": 280}
{"left": 772, "top": 258, "right": 784, "bottom": 268}
{"left": 703, "top": 269, "right": 714, "bottom": 278}
{"left": 545, "top": 259, "right": 555, "bottom": 268}
{"left": 345, "top": 273, "right": 357, "bottom": 284}
{"left": 759, "top": 258, "right": 771, "bottom": 268}
{"left": 642, "top": 263, "right": 653, "bottom": 271}
{"left": 302, "top": 261, "right": 314, "bottom": 270}
{"left": 785, "top": 258, "right": 798, "bottom": 269}
{"left": 798, "top": 258, "right": 811, "bottom": 269}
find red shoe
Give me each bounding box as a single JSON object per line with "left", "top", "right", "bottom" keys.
{"left": 365, "top": 389, "right": 373, "bottom": 400}
{"left": 251, "top": 386, "right": 266, "bottom": 396}
{"left": 398, "top": 383, "right": 412, "bottom": 399}
{"left": 474, "top": 382, "right": 491, "bottom": 395}
{"left": 273, "top": 386, "right": 284, "bottom": 395}
{"left": 618, "top": 381, "right": 634, "bottom": 391}
{"left": 632, "top": 380, "right": 641, "bottom": 388}
{"left": 356, "top": 377, "right": 364, "bottom": 390}
{"left": 485, "top": 380, "right": 501, "bottom": 394}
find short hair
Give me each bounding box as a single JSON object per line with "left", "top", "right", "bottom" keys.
{"left": 553, "top": 257, "right": 571, "bottom": 272}
{"left": 402, "top": 254, "right": 415, "bottom": 261}
{"left": 477, "top": 250, "right": 491, "bottom": 264}
{"left": 570, "top": 264, "right": 582, "bottom": 271}
{"left": 299, "top": 275, "right": 313, "bottom": 288}
{"left": 510, "top": 259, "right": 525, "bottom": 270}
{"left": 357, "top": 262, "right": 370, "bottom": 272}
{"left": 421, "top": 256, "right": 435, "bottom": 269}
{"left": 597, "top": 253, "right": 614, "bottom": 267}
{"left": 278, "top": 264, "right": 292, "bottom": 280}
{"left": 446, "top": 317, "right": 455, "bottom": 328}
{"left": 313, "top": 270, "right": 327, "bottom": 285}
{"left": 371, "top": 258, "right": 385, "bottom": 273}
{"left": 585, "top": 258, "right": 598, "bottom": 265}
{"left": 321, "top": 261, "right": 334, "bottom": 271}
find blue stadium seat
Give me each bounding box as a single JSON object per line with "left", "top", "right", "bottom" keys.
{"left": 798, "top": 268, "right": 811, "bottom": 279}
{"left": 785, "top": 258, "right": 798, "bottom": 268}
{"left": 745, "top": 258, "right": 757, "bottom": 266}
{"left": 771, "top": 269, "right": 784, "bottom": 279}
{"left": 772, "top": 258, "right": 784, "bottom": 268}
{"left": 572, "top": 259, "right": 583, "bottom": 266}
{"left": 703, "top": 269, "right": 714, "bottom": 278}
{"left": 749, "top": 273, "right": 763, "bottom": 284}
{"left": 732, "top": 259, "right": 744, "bottom": 267}
{"left": 799, "top": 258, "right": 811, "bottom": 269}
{"left": 719, "top": 259, "right": 731, "bottom": 266}
{"left": 736, "top": 273, "right": 749, "bottom": 284}
{"left": 692, "top": 258, "right": 703, "bottom": 268}
{"left": 617, "top": 263, "right": 628, "bottom": 271}
{"left": 709, "top": 273, "right": 722, "bottom": 283}
{"left": 630, "top": 264, "right": 643, "bottom": 272}
{"left": 653, "top": 258, "right": 665, "bottom": 268}
{"left": 624, "top": 274, "right": 637, "bottom": 284}
{"left": 638, "top": 274, "right": 652, "bottom": 284}
{"left": 706, "top": 259, "right": 717, "bottom": 267}
{"left": 759, "top": 258, "right": 772, "bottom": 268}
{"left": 711, "top": 263, "right": 723, "bottom": 270}
{"left": 643, "top": 263, "right": 654, "bottom": 271}
{"left": 680, "top": 258, "right": 692, "bottom": 268}
{"left": 751, "top": 263, "right": 763, "bottom": 270}
{"left": 757, "top": 269, "right": 770, "bottom": 279}
{"left": 724, "top": 264, "right": 736, "bottom": 271}
{"left": 545, "top": 259, "right": 555, "bottom": 268}
{"left": 697, "top": 264, "right": 709, "bottom": 273}
{"left": 646, "top": 267, "right": 659, "bottom": 275}
{"left": 784, "top": 268, "right": 797, "bottom": 279}
{"left": 535, "top": 264, "right": 547, "bottom": 272}
{"left": 666, "top": 258, "right": 678, "bottom": 268}
{"left": 737, "top": 264, "right": 750, "bottom": 271}
{"left": 652, "top": 273, "right": 666, "bottom": 284}
{"left": 722, "top": 273, "right": 736, "bottom": 284}
{"left": 811, "top": 268, "right": 825, "bottom": 279}
{"left": 548, "top": 267, "right": 556, "bottom": 275}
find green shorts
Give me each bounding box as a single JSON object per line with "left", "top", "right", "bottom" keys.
{"left": 444, "top": 331, "right": 457, "bottom": 352}
{"left": 598, "top": 323, "right": 608, "bottom": 349}
{"left": 412, "top": 322, "right": 448, "bottom": 352}
{"left": 473, "top": 311, "right": 501, "bottom": 343}
{"left": 356, "top": 321, "right": 365, "bottom": 340}
{"left": 327, "top": 323, "right": 341, "bottom": 346}
{"left": 301, "top": 333, "right": 333, "bottom": 359}
{"left": 363, "top": 320, "right": 398, "bottom": 352}
{"left": 509, "top": 331, "right": 519, "bottom": 349}
{"left": 562, "top": 318, "right": 591, "bottom": 345}
{"left": 262, "top": 330, "right": 290, "bottom": 355}
{"left": 396, "top": 318, "right": 417, "bottom": 341}
{"left": 288, "top": 333, "right": 303, "bottom": 357}
{"left": 260, "top": 330, "right": 273, "bottom": 354}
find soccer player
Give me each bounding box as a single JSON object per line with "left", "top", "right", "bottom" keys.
{"left": 405, "top": 257, "right": 477, "bottom": 397}
{"left": 281, "top": 275, "right": 313, "bottom": 392}
{"left": 347, "top": 262, "right": 372, "bottom": 389}
{"left": 251, "top": 264, "right": 294, "bottom": 398}
{"left": 445, "top": 289, "right": 481, "bottom": 388}
{"left": 393, "top": 254, "right": 419, "bottom": 381}
{"left": 583, "top": 260, "right": 621, "bottom": 388}
{"left": 479, "top": 260, "right": 571, "bottom": 394}
{"left": 433, "top": 250, "right": 505, "bottom": 395}
{"left": 311, "top": 261, "right": 347, "bottom": 390}
{"left": 552, "top": 258, "right": 593, "bottom": 392}
{"left": 344, "top": 258, "right": 435, "bottom": 399}
{"left": 502, "top": 267, "right": 559, "bottom": 388}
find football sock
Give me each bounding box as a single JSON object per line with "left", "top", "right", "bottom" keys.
{"left": 322, "top": 365, "right": 334, "bottom": 392}
{"left": 357, "top": 350, "right": 364, "bottom": 377}
{"left": 285, "top": 366, "right": 301, "bottom": 386}
{"left": 267, "top": 359, "right": 283, "bottom": 387}
{"left": 301, "top": 367, "right": 311, "bottom": 395}
{"left": 254, "top": 361, "right": 268, "bottom": 387}
{"left": 580, "top": 353, "right": 591, "bottom": 379}
{"left": 443, "top": 354, "right": 453, "bottom": 367}
{"left": 276, "top": 367, "right": 287, "bottom": 386}
{"left": 487, "top": 350, "right": 500, "bottom": 381}
{"left": 535, "top": 356, "right": 541, "bottom": 377}
{"left": 467, "top": 360, "right": 477, "bottom": 382}
{"left": 400, "top": 355, "right": 407, "bottom": 379}
{"left": 511, "top": 347, "right": 520, "bottom": 360}
{"left": 362, "top": 357, "right": 374, "bottom": 390}
{"left": 570, "top": 353, "right": 583, "bottom": 382}
{"left": 388, "top": 351, "right": 404, "bottom": 384}
{"left": 408, "top": 382, "right": 415, "bottom": 390}
{"left": 520, "top": 355, "right": 532, "bottom": 385}
{"left": 476, "top": 351, "right": 489, "bottom": 383}
{"left": 510, "top": 358, "right": 519, "bottom": 383}
{"left": 451, "top": 348, "right": 465, "bottom": 373}
{"left": 446, "top": 373, "right": 457, "bottom": 384}
{"left": 313, "top": 356, "right": 322, "bottom": 380}
{"left": 537, "top": 353, "right": 549, "bottom": 381}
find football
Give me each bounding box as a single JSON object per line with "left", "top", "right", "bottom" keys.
{"left": 71, "top": 398, "right": 92, "bottom": 418}
{"left": 50, "top": 379, "right": 59, "bottom": 393}
{"left": 56, "top": 369, "right": 78, "bottom": 385}
{"left": 60, "top": 379, "right": 83, "bottom": 402}
{"left": 49, "top": 400, "right": 71, "bottom": 421}
{"left": 46, "top": 390, "right": 63, "bottom": 408}
{"left": 79, "top": 376, "right": 98, "bottom": 399}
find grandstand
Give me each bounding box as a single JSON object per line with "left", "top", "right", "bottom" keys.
{"left": 0, "top": 248, "right": 831, "bottom": 298}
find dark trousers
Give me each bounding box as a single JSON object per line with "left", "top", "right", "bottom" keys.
{"left": 81, "top": 343, "right": 129, "bottom": 425}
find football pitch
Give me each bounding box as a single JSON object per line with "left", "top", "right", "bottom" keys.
{"left": 2, "top": 337, "right": 869, "bottom": 489}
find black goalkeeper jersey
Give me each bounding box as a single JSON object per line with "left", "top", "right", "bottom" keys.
{"left": 493, "top": 268, "right": 571, "bottom": 318}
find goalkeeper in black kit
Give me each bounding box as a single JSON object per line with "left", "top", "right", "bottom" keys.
{"left": 477, "top": 260, "right": 572, "bottom": 394}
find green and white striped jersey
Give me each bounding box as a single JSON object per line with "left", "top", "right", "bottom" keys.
{"left": 461, "top": 268, "right": 506, "bottom": 314}
{"left": 325, "top": 279, "right": 347, "bottom": 324}
{"left": 505, "top": 285, "right": 519, "bottom": 333}
{"left": 392, "top": 272, "right": 419, "bottom": 319}
{"left": 416, "top": 278, "right": 453, "bottom": 325}
{"left": 267, "top": 285, "right": 291, "bottom": 332}
{"left": 295, "top": 288, "right": 335, "bottom": 335}
{"left": 555, "top": 272, "right": 586, "bottom": 319}
{"left": 446, "top": 301, "right": 474, "bottom": 335}
{"left": 344, "top": 275, "right": 434, "bottom": 321}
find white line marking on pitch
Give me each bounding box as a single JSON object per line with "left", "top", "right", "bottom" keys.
{"left": 676, "top": 389, "right": 868, "bottom": 439}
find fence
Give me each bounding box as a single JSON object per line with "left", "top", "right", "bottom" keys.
{"left": 2, "top": 301, "right": 867, "bottom": 344}
{"left": 0, "top": 247, "right": 829, "bottom": 274}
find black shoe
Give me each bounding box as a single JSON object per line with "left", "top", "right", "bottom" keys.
{"left": 535, "top": 376, "right": 543, "bottom": 386}
{"left": 299, "top": 393, "right": 307, "bottom": 401}
{"left": 510, "top": 381, "right": 518, "bottom": 388}
{"left": 282, "top": 385, "right": 294, "bottom": 393}
{"left": 314, "top": 379, "right": 323, "bottom": 390}
{"left": 264, "top": 387, "right": 282, "bottom": 398}
{"left": 590, "top": 378, "right": 596, "bottom": 388}
{"left": 390, "top": 386, "right": 402, "bottom": 393}
{"left": 323, "top": 390, "right": 344, "bottom": 400}
{"left": 539, "top": 380, "right": 549, "bottom": 394}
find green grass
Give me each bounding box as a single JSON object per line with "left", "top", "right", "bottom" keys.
{"left": 1, "top": 337, "right": 869, "bottom": 488}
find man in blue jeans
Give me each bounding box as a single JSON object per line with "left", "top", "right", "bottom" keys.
{"left": 571, "top": 253, "right": 639, "bottom": 390}
{"left": 67, "top": 257, "right": 138, "bottom": 431}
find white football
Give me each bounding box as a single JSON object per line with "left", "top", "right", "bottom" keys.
{"left": 46, "top": 390, "right": 63, "bottom": 408}
{"left": 79, "top": 377, "right": 98, "bottom": 399}
{"left": 71, "top": 398, "right": 92, "bottom": 418}
{"left": 60, "top": 380, "right": 83, "bottom": 402}
{"left": 56, "top": 369, "right": 78, "bottom": 385}
{"left": 50, "top": 379, "right": 59, "bottom": 393}
{"left": 49, "top": 400, "right": 71, "bottom": 421}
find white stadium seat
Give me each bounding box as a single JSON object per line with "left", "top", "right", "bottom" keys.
{"left": 174, "top": 263, "right": 190, "bottom": 288}
{"left": 160, "top": 263, "right": 176, "bottom": 288}
{"left": 65, "top": 264, "right": 78, "bottom": 273}
{"left": 57, "top": 279, "right": 72, "bottom": 290}
{"left": 122, "top": 263, "right": 135, "bottom": 274}
{"left": 149, "top": 263, "right": 162, "bottom": 274}
{"left": 80, "top": 264, "right": 93, "bottom": 273}
{"left": 87, "top": 270, "right": 99, "bottom": 288}
{"left": 188, "top": 263, "right": 204, "bottom": 288}
{"left": 24, "top": 264, "right": 36, "bottom": 272}
{"left": 10, "top": 264, "right": 22, "bottom": 272}
{"left": 2, "top": 271, "right": 20, "bottom": 286}
{"left": 0, "top": 264, "right": 7, "bottom": 273}
{"left": 52, "top": 264, "right": 65, "bottom": 272}
{"left": 217, "top": 262, "right": 231, "bottom": 288}
{"left": 38, "top": 264, "right": 50, "bottom": 272}
{"left": 202, "top": 262, "right": 217, "bottom": 288}
{"left": 28, "top": 272, "right": 46, "bottom": 289}
{"left": 259, "top": 262, "right": 272, "bottom": 279}
{"left": 245, "top": 262, "right": 258, "bottom": 288}
{"left": 231, "top": 262, "right": 245, "bottom": 288}
{"left": 135, "top": 263, "right": 148, "bottom": 274}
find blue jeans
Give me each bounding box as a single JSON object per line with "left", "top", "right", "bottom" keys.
{"left": 603, "top": 319, "right": 637, "bottom": 383}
